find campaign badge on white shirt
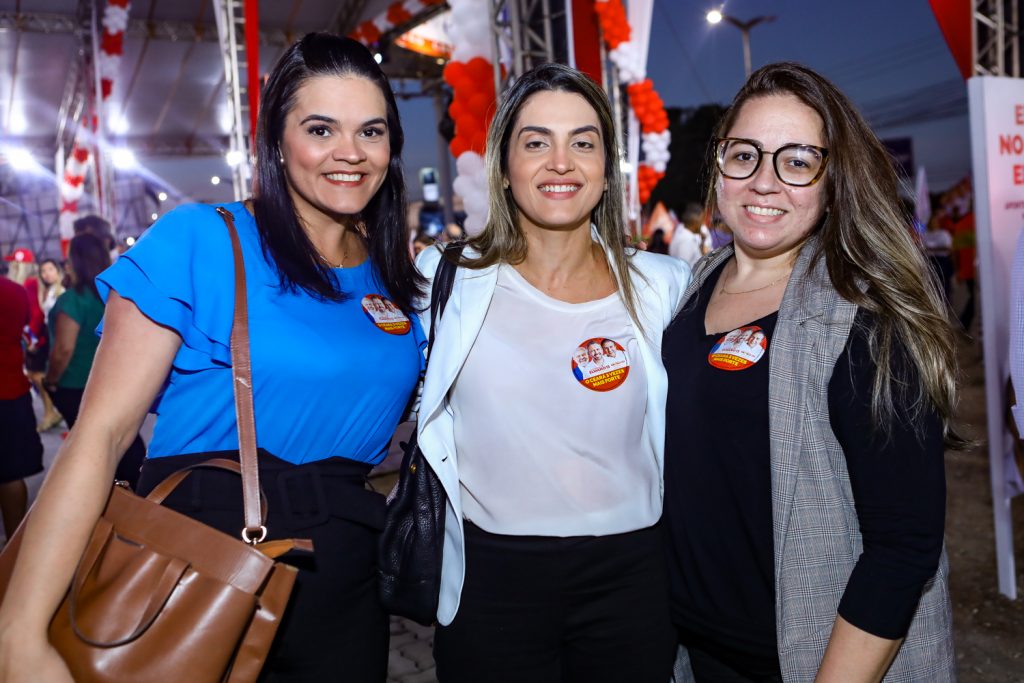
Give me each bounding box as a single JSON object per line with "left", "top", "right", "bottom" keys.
{"left": 708, "top": 325, "right": 767, "bottom": 371}
{"left": 361, "top": 294, "right": 411, "bottom": 335}
{"left": 571, "top": 337, "right": 630, "bottom": 391}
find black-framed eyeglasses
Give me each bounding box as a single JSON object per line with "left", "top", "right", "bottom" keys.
{"left": 714, "top": 137, "right": 830, "bottom": 187}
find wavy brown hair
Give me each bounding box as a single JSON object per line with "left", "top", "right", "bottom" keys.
{"left": 456, "top": 63, "right": 643, "bottom": 327}
{"left": 708, "top": 62, "right": 965, "bottom": 448}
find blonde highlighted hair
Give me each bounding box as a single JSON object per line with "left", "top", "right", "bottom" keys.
{"left": 454, "top": 63, "right": 644, "bottom": 326}
{"left": 708, "top": 62, "right": 965, "bottom": 448}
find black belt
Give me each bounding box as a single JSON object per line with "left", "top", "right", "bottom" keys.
{"left": 137, "top": 449, "right": 385, "bottom": 531}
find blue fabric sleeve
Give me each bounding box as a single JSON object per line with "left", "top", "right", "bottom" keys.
{"left": 96, "top": 203, "right": 235, "bottom": 372}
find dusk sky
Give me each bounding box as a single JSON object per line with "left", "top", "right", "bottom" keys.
{"left": 393, "top": 0, "right": 969, "bottom": 200}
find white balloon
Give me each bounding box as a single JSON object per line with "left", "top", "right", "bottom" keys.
{"left": 448, "top": 0, "right": 491, "bottom": 61}
{"left": 456, "top": 151, "right": 486, "bottom": 177}
{"left": 463, "top": 214, "right": 485, "bottom": 237}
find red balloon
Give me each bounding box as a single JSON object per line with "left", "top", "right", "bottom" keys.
{"left": 444, "top": 61, "right": 467, "bottom": 84}
{"left": 468, "top": 92, "right": 490, "bottom": 117}
{"left": 467, "top": 57, "right": 492, "bottom": 82}
{"left": 448, "top": 100, "right": 467, "bottom": 122}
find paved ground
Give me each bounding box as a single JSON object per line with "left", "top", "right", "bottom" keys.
{"left": 386, "top": 616, "right": 438, "bottom": 683}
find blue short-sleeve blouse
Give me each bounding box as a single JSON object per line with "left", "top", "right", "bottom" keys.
{"left": 96, "top": 201, "right": 425, "bottom": 464}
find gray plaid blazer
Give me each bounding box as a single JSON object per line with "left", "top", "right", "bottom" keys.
{"left": 673, "top": 234, "right": 955, "bottom": 682}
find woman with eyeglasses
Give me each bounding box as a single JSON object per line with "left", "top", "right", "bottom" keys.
{"left": 663, "top": 63, "right": 961, "bottom": 682}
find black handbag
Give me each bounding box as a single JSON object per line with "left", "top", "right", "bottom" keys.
{"left": 378, "top": 243, "right": 464, "bottom": 625}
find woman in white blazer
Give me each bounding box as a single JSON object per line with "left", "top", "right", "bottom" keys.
{"left": 414, "top": 63, "right": 690, "bottom": 683}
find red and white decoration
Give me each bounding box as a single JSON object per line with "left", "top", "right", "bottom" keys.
{"left": 98, "top": 0, "right": 131, "bottom": 100}
{"left": 594, "top": 0, "right": 670, "bottom": 204}
{"left": 441, "top": 0, "right": 495, "bottom": 236}
{"left": 59, "top": 0, "right": 131, "bottom": 247}
{"left": 350, "top": 0, "right": 447, "bottom": 45}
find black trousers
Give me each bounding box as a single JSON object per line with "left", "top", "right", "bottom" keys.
{"left": 136, "top": 450, "right": 389, "bottom": 683}
{"left": 49, "top": 386, "right": 146, "bottom": 488}
{"left": 685, "top": 644, "right": 783, "bottom": 683}
{"left": 434, "top": 521, "right": 676, "bottom": 683}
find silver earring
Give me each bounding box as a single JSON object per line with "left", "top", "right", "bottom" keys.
{"left": 502, "top": 179, "right": 510, "bottom": 189}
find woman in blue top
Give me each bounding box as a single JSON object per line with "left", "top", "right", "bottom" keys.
{"left": 0, "top": 34, "right": 424, "bottom": 683}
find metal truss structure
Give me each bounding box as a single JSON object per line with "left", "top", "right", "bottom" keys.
{"left": 974, "top": 0, "right": 1021, "bottom": 76}
{"left": 489, "top": 0, "right": 563, "bottom": 92}
{"left": 0, "top": 164, "right": 159, "bottom": 259}
{"left": 0, "top": 171, "right": 67, "bottom": 262}
{"left": 0, "top": 11, "right": 291, "bottom": 47}
{"left": 212, "top": 0, "right": 254, "bottom": 201}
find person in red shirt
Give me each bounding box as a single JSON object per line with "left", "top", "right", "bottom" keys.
{"left": 0, "top": 269, "right": 44, "bottom": 540}
{"left": 952, "top": 208, "right": 976, "bottom": 333}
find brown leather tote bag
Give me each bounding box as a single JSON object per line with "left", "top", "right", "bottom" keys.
{"left": 0, "top": 207, "right": 310, "bottom": 682}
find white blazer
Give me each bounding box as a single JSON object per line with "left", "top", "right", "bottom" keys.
{"left": 414, "top": 238, "right": 690, "bottom": 626}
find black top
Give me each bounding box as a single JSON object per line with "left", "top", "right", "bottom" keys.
{"left": 662, "top": 261, "right": 946, "bottom": 672}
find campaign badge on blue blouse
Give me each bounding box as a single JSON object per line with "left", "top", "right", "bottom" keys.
{"left": 361, "top": 294, "right": 411, "bottom": 335}
{"left": 571, "top": 337, "right": 630, "bottom": 391}
{"left": 708, "top": 325, "right": 767, "bottom": 371}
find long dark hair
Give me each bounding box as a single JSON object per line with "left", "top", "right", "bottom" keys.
{"left": 67, "top": 233, "right": 111, "bottom": 299}
{"left": 708, "top": 62, "right": 964, "bottom": 448}
{"left": 252, "top": 32, "right": 422, "bottom": 311}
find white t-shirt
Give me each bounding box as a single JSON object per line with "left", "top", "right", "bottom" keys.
{"left": 670, "top": 227, "right": 704, "bottom": 266}
{"left": 449, "top": 264, "right": 658, "bottom": 537}
{"left": 922, "top": 229, "right": 953, "bottom": 255}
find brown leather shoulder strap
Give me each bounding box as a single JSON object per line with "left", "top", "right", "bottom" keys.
{"left": 215, "top": 206, "right": 264, "bottom": 543}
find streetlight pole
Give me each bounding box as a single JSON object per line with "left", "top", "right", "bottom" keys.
{"left": 706, "top": 10, "right": 776, "bottom": 79}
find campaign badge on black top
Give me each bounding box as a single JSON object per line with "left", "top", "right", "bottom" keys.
{"left": 571, "top": 337, "right": 630, "bottom": 391}
{"left": 708, "top": 325, "right": 767, "bottom": 371}
{"left": 361, "top": 294, "right": 411, "bottom": 335}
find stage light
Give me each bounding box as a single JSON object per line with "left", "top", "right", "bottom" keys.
{"left": 126, "top": 236, "right": 137, "bottom": 246}
{"left": 111, "top": 115, "right": 130, "bottom": 135}
{"left": 706, "top": 10, "right": 724, "bottom": 24}
{"left": 211, "top": 175, "right": 221, "bottom": 185}
{"left": 374, "top": 53, "right": 383, "bottom": 64}
{"left": 150, "top": 213, "right": 158, "bottom": 221}
{"left": 157, "top": 191, "right": 168, "bottom": 202}
{"left": 9, "top": 110, "right": 27, "bottom": 134}
{"left": 4, "top": 147, "right": 35, "bottom": 171}
{"left": 111, "top": 147, "right": 136, "bottom": 169}
{"left": 225, "top": 150, "right": 244, "bottom": 167}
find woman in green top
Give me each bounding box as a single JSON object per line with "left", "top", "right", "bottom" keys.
{"left": 44, "top": 233, "right": 146, "bottom": 487}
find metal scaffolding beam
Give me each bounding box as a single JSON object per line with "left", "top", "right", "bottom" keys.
{"left": 489, "top": 0, "right": 560, "bottom": 92}
{"left": 212, "top": 0, "right": 254, "bottom": 200}
{"left": 0, "top": 11, "right": 291, "bottom": 46}
{"left": 974, "top": 0, "right": 1021, "bottom": 76}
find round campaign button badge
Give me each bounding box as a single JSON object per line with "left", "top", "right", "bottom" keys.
{"left": 571, "top": 338, "right": 630, "bottom": 391}
{"left": 361, "top": 294, "right": 411, "bottom": 335}
{"left": 708, "top": 325, "right": 768, "bottom": 371}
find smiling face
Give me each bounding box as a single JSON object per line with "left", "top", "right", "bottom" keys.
{"left": 716, "top": 94, "right": 828, "bottom": 260}
{"left": 602, "top": 340, "right": 616, "bottom": 357}
{"left": 574, "top": 347, "right": 590, "bottom": 366}
{"left": 506, "top": 90, "right": 607, "bottom": 235}
{"left": 588, "top": 342, "right": 604, "bottom": 364}
{"left": 280, "top": 75, "right": 390, "bottom": 230}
